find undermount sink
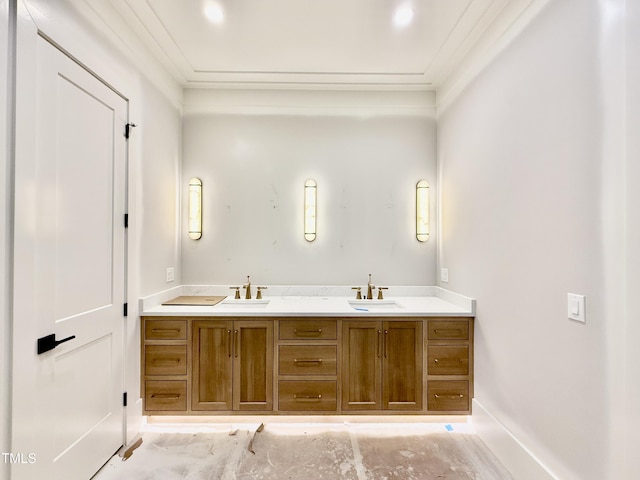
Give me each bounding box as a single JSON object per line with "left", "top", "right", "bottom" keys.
{"left": 220, "top": 299, "right": 270, "bottom": 308}
{"left": 348, "top": 299, "right": 404, "bottom": 310}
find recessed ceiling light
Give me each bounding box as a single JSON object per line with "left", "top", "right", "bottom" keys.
{"left": 205, "top": 4, "right": 224, "bottom": 24}
{"left": 393, "top": 6, "right": 414, "bottom": 27}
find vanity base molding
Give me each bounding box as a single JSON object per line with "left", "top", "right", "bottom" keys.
{"left": 141, "top": 316, "right": 473, "bottom": 416}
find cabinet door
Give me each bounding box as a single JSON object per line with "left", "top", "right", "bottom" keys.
{"left": 342, "top": 321, "right": 382, "bottom": 410}
{"left": 382, "top": 321, "right": 423, "bottom": 410}
{"left": 233, "top": 320, "right": 274, "bottom": 411}
{"left": 192, "top": 320, "right": 233, "bottom": 410}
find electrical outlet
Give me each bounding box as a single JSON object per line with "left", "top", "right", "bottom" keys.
{"left": 166, "top": 267, "right": 175, "bottom": 283}
{"left": 440, "top": 268, "right": 449, "bottom": 283}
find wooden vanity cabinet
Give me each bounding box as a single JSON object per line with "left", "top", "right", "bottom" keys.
{"left": 141, "top": 318, "right": 189, "bottom": 413}
{"left": 342, "top": 320, "right": 422, "bottom": 411}
{"left": 425, "top": 318, "right": 474, "bottom": 414}
{"left": 192, "top": 320, "right": 273, "bottom": 411}
{"left": 142, "top": 315, "right": 472, "bottom": 416}
{"left": 276, "top": 319, "right": 338, "bottom": 413}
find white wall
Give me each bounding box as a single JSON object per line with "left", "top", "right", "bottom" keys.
{"left": 138, "top": 83, "right": 182, "bottom": 296}
{"left": 1, "top": 2, "right": 14, "bottom": 479}
{"left": 182, "top": 89, "right": 437, "bottom": 287}
{"left": 437, "top": 0, "right": 626, "bottom": 478}
{"left": 620, "top": 1, "right": 640, "bottom": 477}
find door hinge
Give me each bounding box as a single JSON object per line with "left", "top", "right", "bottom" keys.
{"left": 123, "top": 303, "right": 128, "bottom": 317}
{"left": 124, "top": 123, "right": 137, "bottom": 139}
{"left": 123, "top": 392, "right": 128, "bottom": 407}
{"left": 124, "top": 213, "right": 129, "bottom": 228}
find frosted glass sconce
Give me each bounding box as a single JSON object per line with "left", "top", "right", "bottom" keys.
{"left": 416, "top": 180, "right": 429, "bottom": 242}
{"left": 304, "top": 179, "right": 317, "bottom": 242}
{"left": 188, "top": 177, "right": 202, "bottom": 240}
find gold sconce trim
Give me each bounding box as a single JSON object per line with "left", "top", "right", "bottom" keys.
{"left": 304, "top": 179, "right": 317, "bottom": 242}
{"left": 416, "top": 180, "right": 429, "bottom": 242}
{"left": 189, "top": 177, "right": 202, "bottom": 240}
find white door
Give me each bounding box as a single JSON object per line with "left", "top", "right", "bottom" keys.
{"left": 19, "top": 37, "right": 127, "bottom": 480}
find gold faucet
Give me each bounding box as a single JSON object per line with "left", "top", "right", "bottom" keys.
{"left": 243, "top": 275, "right": 252, "bottom": 299}
{"left": 256, "top": 286, "right": 267, "bottom": 299}
{"left": 366, "top": 274, "right": 375, "bottom": 300}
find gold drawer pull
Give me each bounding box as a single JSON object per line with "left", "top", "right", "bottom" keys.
{"left": 294, "top": 329, "right": 323, "bottom": 336}
{"left": 293, "top": 394, "right": 322, "bottom": 400}
{"left": 151, "top": 328, "right": 181, "bottom": 333}
{"left": 433, "top": 358, "right": 465, "bottom": 363}
{"left": 294, "top": 358, "right": 323, "bottom": 364}
{"left": 150, "top": 394, "right": 181, "bottom": 399}
{"left": 151, "top": 358, "right": 181, "bottom": 364}
{"left": 434, "top": 394, "right": 464, "bottom": 399}
{"left": 433, "top": 328, "right": 463, "bottom": 335}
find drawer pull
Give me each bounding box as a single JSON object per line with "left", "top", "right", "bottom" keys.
{"left": 293, "top": 358, "right": 323, "bottom": 365}
{"left": 433, "top": 358, "right": 465, "bottom": 364}
{"left": 151, "top": 328, "right": 181, "bottom": 333}
{"left": 293, "top": 394, "right": 322, "bottom": 400}
{"left": 294, "top": 329, "right": 323, "bottom": 336}
{"left": 150, "top": 394, "right": 181, "bottom": 399}
{"left": 434, "top": 394, "right": 464, "bottom": 399}
{"left": 434, "top": 328, "right": 462, "bottom": 335}
{"left": 151, "top": 358, "right": 181, "bottom": 364}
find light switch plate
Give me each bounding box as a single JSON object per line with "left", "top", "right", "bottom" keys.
{"left": 441, "top": 268, "right": 449, "bottom": 283}
{"left": 567, "top": 293, "right": 586, "bottom": 323}
{"left": 166, "top": 267, "right": 175, "bottom": 283}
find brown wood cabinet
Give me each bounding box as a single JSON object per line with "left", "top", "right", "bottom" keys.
{"left": 341, "top": 320, "right": 423, "bottom": 411}
{"left": 142, "top": 317, "right": 189, "bottom": 414}
{"left": 426, "top": 318, "right": 474, "bottom": 414}
{"left": 192, "top": 319, "right": 273, "bottom": 411}
{"left": 141, "top": 315, "right": 472, "bottom": 415}
{"left": 276, "top": 319, "right": 338, "bottom": 412}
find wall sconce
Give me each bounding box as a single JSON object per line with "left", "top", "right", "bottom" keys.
{"left": 188, "top": 177, "right": 202, "bottom": 240}
{"left": 304, "top": 179, "right": 317, "bottom": 242}
{"left": 416, "top": 180, "right": 429, "bottom": 242}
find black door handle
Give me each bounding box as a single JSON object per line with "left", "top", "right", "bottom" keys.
{"left": 37, "top": 334, "right": 76, "bottom": 354}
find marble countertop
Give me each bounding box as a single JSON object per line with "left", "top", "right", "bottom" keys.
{"left": 140, "top": 285, "right": 475, "bottom": 318}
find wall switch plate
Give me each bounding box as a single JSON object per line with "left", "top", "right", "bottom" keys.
{"left": 166, "top": 267, "right": 175, "bottom": 283}
{"left": 441, "top": 268, "right": 449, "bottom": 283}
{"left": 567, "top": 293, "right": 586, "bottom": 323}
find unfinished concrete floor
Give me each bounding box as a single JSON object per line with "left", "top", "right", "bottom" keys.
{"left": 93, "top": 421, "right": 513, "bottom": 480}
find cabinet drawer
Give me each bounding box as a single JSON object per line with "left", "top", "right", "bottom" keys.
{"left": 428, "top": 346, "right": 469, "bottom": 375}
{"left": 278, "top": 381, "right": 337, "bottom": 411}
{"left": 145, "top": 319, "right": 187, "bottom": 340}
{"left": 427, "top": 320, "right": 469, "bottom": 340}
{"left": 279, "top": 346, "right": 337, "bottom": 375}
{"left": 145, "top": 380, "right": 187, "bottom": 411}
{"left": 145, "top": 345, "right": 187, "bottom": 375}
{"left": 427, "top": 381, "right": 469, "bottom": 412}
{"left": 279, "top": 320, "right": 337, "bottom": 340}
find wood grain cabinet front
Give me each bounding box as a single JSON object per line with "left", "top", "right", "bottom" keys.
{"left": 141, "top": 315, "right": 473, "bottom": 416}
{"left": 425, "top": 318, "right": 473, "bottom": 414}
{"left": 278, "top": 380, "right": 337, "bottom": 411}
{"left": 342, "top": 320, "right": 423, "bottom": 411}
{"left": 141, "top": 317, "right": 189, "bottom": 414}
{"left": 192, "top": 320, "right": 273, "bottom": 412}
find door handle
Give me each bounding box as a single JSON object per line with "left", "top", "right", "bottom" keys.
{"left": 37, "top": 334, "right": 76, "bottom": 354}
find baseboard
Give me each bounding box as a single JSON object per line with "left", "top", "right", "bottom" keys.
{"left": 471, "top": 399, "right": 558, "bottom": 480}
{"left": 125, "top": 397, "right": 144, "bottom": 445}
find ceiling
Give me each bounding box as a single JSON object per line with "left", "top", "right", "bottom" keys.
{"left": 92, "top": 0, "right": 537, "bottom": 90}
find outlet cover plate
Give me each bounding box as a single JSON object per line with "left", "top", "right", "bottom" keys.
{"left": 166, "top": 267, "right": 175, "bottom": 283}
{"left": 440, "top": 268, "right": 449, "bottom": 283}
